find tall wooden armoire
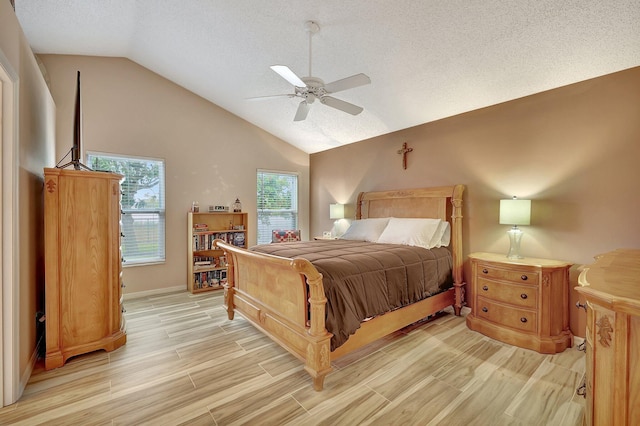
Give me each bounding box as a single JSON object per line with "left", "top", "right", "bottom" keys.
{"left": 44, "top": 167, "right": 126, "bottom": 369}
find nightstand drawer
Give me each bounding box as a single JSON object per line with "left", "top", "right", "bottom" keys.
{"left": 477, "top": 262, "right": 539, "bottom": 284}
{"left": 477, "top": 277, "right": 537, "bottom": 309}
{"left": 476, "top": 297, "right": 537, "bottom": 333}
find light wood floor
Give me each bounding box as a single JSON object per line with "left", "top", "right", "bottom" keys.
{"left": 0, "top": 291, "right": 585, "bottom": 425}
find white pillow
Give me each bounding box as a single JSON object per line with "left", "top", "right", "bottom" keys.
{"left": 376, "top": 218, "right": 444, "bottom": 249}
{"left": 433, "top": 221, "right": 451, "bottom": 248}
{"left": 340, "top": 218, "right": 390, "bottom": 242}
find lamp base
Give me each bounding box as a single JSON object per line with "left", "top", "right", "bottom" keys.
{"left": 331, "top": 219, "right": 349, "bottom": 238}
{"left": 506, "top": 227, "right": 524, "bottom": 259}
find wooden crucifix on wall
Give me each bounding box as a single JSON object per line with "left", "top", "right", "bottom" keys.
{"left": 397, "top": 142, "right": 413, "bottom": 170}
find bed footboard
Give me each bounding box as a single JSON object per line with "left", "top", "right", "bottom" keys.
{"left": 214, "top": 239, "right": 333, "bottom": 391}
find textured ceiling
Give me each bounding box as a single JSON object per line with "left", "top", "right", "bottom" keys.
{"left": 15, "top": 0, "right": 640, "bottom": 153}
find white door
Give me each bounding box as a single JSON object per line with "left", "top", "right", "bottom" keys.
{"left": 1, "top": 53, "right": 19, "bottom": 407}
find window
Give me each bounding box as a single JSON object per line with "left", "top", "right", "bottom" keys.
{"left": 87, "top": 152, "right": 166, "bottom": 265}
{"left": 257, "top": 170, "right": 298, "bottom": 245}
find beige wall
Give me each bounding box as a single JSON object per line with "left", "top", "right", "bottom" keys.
{"left": 1, "top": 1, "right": 56, "bottom": 402}
{"left": 38, "top": 55, "right": 310, "bottom": 295}
{"left": 310, "top": 67, "right": 640, "bottom": 337}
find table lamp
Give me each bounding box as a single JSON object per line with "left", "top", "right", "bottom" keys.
{"left": 329, "top": 203, "right": 346, "bottom": 237}
{"left": 499, "top": 196, "right": 531, "bottom": 259}
{"left": 329, "top": 203, "right": 345, "bottom": 220}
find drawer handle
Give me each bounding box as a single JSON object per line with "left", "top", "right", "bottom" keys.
{"left": 482, "top": 307, "right": 488, "bottom": 313}
{"left": 520, "top": 293, "right": 528, "bottom": 299}
{"left": 482, "top": 268, "right": 488, "bottom": 274}
{"left": 520, "top": 275, "right": 528, "bottom": 281}
{"left": 482, "top": 285, "right": 489, "bottom": 291}
{"left": 520, "top": 317, "right": 527, "bottom": 323}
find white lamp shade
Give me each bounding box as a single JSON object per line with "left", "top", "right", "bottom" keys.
{"left": 329, "top": 203, "right": 345, "bottom": 220}
{"left": 499, "top": 199, "right": 531, "bottom": 226}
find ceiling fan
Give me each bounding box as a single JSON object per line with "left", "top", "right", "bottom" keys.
{"left": 249, "top": 21, "right": 371, "bottom": 121}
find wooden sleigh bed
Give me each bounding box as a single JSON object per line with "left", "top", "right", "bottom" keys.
{"left": 214, "top": 185, "right": 465, "bottom": 391}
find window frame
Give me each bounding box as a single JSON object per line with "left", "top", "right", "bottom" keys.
{"left": 256, "top": 169, "right": 299, "bottom": 245}
{"left": 86, "top": 151, "right": 166, "bottom": 266}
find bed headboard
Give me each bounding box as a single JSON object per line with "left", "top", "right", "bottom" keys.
{"left": 356, "top": 186, "right": 461, "bottom": 221}
{"left": 356, "top": 185, "right": 465, "bottom": 293}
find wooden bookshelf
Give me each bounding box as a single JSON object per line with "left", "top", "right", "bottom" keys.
{"left": 187, "top": 211, "right": 248, "bottom": 293}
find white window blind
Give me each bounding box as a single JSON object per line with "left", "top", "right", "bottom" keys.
{"left": 257, "top": 170, "right": 298, "bottom": 245}
{"left": 87, "top": 152, "right": 166, "bottom": 265}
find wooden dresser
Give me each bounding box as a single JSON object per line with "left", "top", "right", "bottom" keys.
{"left": 44, "top": 168, "right": 126, "bottom": 369}
{"left": 576, "top": 248, "right": 640, "bottom": 426}
{"left": 466, "top": 252, "right": 573, "bottom": 353}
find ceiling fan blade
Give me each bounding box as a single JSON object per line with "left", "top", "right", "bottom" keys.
{"left": 324, "top": 73, "right": 371, "bottom": 94}
{"left": 294, "top": 100, "right": 310, "bottom": 121}
{"left": 270, "top": 65, "right": 307, "bottom": 88}
{"left": 320, "top": 96, "right": 364, "bottom": 116}
{"left": 246, "top": 94, "right": 295, "bottom": 101}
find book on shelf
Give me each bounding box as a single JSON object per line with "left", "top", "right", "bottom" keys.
{"left": 193, "top": 256, "right": 224, "bottom": 270}
{"left": 193, "top": 223, "right": 209, "bottom": 232}
{"left": 194, "top": 265, "right": 212, "bottom": 271}
{"left": 193, "top": 268, "right": 226, "bottom": 289}
{"left": 193, "top": 233, "right": 226, "bottom": 251}
{"left": 232, "top": 232, "right": 245, "bottom": 247}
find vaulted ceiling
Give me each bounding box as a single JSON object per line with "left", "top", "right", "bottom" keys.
{"left": 15, "top": 1, "right": 640, "bottom": 153}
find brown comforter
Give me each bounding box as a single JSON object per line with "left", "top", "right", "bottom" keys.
{"left": 250, "top": 240, "right": 453, "bottom": 350}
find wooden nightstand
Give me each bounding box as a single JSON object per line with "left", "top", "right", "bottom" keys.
{"left": 466, "top": 252, "right": 573, "bottom": 354}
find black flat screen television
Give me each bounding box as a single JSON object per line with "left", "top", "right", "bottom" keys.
{"left": 57, "top": 70, "right": 91, "bottom": 170}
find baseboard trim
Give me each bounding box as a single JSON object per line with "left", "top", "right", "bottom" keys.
{"left": 21, "top": 335, "right": 43, "bottom": 399}
{"left": 124, "top": 285, "right": 186, "bottom": 300}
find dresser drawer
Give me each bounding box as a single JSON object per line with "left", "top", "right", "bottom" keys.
{"left": 477, "top": 277, "right": 537, "bottom": 309}
{"left": 477, "top": 262, "right": 539, "bottom": 284}
{"left": 476, "top": 297, "right": 537, "bottom": 333}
